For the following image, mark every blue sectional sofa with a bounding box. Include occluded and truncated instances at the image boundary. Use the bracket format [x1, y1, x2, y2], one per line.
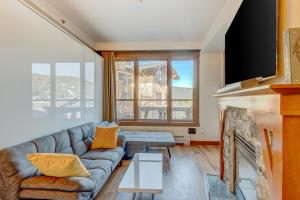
[0, 122, 125, 200]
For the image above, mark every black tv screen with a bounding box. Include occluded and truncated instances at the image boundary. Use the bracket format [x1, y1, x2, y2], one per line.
[225, 0, 277, 85]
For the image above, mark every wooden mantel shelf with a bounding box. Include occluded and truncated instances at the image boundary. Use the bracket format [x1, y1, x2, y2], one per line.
[215, 84, 300, 200]
[214, 84, 300, 98]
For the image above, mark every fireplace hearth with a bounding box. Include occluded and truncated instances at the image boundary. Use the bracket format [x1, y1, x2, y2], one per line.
[235, 133, 257, 200]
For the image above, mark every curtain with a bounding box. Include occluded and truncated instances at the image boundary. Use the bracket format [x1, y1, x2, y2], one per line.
[101, 51, 117, 122]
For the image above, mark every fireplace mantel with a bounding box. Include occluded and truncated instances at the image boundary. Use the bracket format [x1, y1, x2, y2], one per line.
[215, 84, 300, 200]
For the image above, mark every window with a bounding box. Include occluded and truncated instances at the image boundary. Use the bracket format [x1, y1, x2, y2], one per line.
[115, 51, 199, 126]
[31, 56, 100, 122]
[85, 62, 95, 107]
[172, 60, 194, 120]
[115, 61, 134, 120]
[138, 60, 167, 120]
[55, 63, 81, 110]
[32, 63, 51, 118]
[55, 63, 81, 120]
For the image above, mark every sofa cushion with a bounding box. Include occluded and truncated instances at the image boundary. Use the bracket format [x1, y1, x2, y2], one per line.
[20, 189, 93, 200]
[81, 159, 113, 174]
[80, 147, 124, 163]
[20, 168, 108, 200]
[88, 168, 108, 192]
[52, 130, 74, 154]
[32, 135, 56, 153]
[96, 121, 110, 127]
[107, 146, 125, 156]
[20, 176, 95, 192]
[80, 123, 95, 139]
[67, 122, 95, 156]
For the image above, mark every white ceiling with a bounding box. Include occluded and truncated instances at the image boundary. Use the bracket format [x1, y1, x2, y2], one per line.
[39, 0, 229, 44]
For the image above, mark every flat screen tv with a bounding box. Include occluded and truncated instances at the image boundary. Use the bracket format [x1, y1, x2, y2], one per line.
[225, 0, 277, 85]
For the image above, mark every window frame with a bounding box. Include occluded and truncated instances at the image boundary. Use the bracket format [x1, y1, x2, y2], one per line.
[115, 51, 200, 127]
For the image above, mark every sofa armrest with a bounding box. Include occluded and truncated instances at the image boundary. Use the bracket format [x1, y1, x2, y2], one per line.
[117, 135, 126, 149]
[0, 173, 6, 200]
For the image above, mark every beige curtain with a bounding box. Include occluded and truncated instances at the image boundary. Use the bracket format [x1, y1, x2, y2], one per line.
[101, 51, 117, 122]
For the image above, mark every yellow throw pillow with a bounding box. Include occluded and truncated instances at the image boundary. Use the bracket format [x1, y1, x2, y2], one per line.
[91, 126, 119, 149]
[27, 153, 90, 178]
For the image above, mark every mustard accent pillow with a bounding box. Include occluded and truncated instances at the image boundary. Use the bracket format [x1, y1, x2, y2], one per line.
[27, 153, 90, 178]
[91, 126, 119, 149]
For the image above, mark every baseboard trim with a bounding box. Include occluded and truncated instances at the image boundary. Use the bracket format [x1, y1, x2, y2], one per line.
[190, 140, 220, 145]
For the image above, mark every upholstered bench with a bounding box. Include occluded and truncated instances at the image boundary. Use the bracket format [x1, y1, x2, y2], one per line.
[119, 131, 176, 158]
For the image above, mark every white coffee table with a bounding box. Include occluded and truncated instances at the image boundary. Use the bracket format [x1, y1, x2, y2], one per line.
[118, 153, 163, 200]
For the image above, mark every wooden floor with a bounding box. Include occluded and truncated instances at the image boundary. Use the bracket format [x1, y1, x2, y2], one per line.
[95, 145, 220, 200]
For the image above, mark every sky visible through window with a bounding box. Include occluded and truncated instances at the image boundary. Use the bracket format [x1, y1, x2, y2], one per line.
[172, 60, 193, 88]
[32, 63, 50, 75]
[56, 63, 80, 76]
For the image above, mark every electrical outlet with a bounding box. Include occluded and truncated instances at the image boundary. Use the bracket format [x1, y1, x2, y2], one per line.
[188, 128, 196, 134]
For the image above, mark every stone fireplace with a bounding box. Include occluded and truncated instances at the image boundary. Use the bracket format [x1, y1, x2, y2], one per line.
[216, 85, 300, 199]
[235, 132, 257, 200]
[223, 107, 271, 200]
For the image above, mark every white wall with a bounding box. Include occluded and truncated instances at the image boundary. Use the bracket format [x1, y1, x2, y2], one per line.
[23, 0, 96, 49]
[121, 53, 223, 142]
[0, 0, 102, 149]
